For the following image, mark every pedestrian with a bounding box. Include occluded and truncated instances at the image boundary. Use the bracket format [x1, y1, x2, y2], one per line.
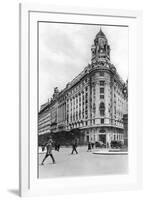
[55, 143, 58, 151]
[71, 139, 78, 154]
[57, 144, 60, 152]
[91, 142, 94, 149]
[55, 143, 60, 152]
[41, 139, 56, 165]
[87, 142, 92, 152]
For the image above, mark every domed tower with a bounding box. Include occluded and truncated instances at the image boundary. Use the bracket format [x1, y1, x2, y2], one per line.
[91, 28, 110, 64]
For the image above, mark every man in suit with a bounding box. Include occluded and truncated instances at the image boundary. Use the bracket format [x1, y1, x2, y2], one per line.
[41, 138, 56, 165]
[71, 139, 78, 154]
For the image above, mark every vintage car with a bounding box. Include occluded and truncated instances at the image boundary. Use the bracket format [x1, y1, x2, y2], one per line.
[110, 141, 123, 149]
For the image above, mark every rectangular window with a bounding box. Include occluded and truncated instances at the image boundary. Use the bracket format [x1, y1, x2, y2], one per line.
[100, 88, 104, 93]
[100, 95, 104, 99]
[100, 81, 105, 86]
[101, 119, 104, 124]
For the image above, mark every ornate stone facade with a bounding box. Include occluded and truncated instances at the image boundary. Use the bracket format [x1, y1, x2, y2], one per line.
[38, 29, 128, 146]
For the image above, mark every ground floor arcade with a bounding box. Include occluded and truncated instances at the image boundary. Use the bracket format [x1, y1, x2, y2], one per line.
[79, 126, 124, 147]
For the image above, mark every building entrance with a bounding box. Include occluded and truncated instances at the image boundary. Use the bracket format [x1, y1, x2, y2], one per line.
[99, 134, 106, 144]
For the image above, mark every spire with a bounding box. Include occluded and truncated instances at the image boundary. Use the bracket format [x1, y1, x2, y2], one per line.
[95, 27, 106, 39]
[91, 27, 110, 64]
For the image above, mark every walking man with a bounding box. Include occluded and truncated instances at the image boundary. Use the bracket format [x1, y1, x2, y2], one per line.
[71, 139, 78, 154]
[91, 142, 94, 149]
[87, 142, 92, 152]
[41, 138, 56, 165]
[55, 143, 60, 152]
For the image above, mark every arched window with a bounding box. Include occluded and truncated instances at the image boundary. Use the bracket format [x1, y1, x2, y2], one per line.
[99, 102, 105, 116]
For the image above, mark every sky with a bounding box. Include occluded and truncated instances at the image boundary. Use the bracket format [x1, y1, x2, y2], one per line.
[39, 23, 128, 108]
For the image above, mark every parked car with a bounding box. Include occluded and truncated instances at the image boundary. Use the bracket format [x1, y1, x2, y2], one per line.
[111, 141, 123, 149]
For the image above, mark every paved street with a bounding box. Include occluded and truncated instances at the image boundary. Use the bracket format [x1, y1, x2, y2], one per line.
[39, 146, 128, 179]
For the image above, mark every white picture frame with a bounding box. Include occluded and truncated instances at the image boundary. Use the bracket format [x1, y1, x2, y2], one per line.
[19, 3, 143, 197]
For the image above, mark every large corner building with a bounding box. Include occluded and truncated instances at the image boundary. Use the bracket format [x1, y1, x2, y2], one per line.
[38, 28, 128, 146]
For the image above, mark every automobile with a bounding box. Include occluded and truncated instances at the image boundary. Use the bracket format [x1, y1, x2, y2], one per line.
[111, 141, 123, 149]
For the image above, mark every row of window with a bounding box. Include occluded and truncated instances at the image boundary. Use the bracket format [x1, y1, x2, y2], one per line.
[68, 119, 104, 129]
[39, 116, 51, 126]
[39, 120, 51, 127]
[63, 73, 105, 100]
[90, 119, 104, 125]
[39, 113, 51, 123]
[68, 72, 105, 95]
[69, 118, 105, 127]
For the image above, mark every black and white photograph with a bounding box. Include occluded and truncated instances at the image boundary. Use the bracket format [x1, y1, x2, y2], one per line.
[38, 22, 128, 179]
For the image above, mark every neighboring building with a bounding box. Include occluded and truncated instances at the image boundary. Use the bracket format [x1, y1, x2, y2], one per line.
[38, 28, 128, 146]
[38, 102, 51, 135]
[123, 114, 128, 146]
